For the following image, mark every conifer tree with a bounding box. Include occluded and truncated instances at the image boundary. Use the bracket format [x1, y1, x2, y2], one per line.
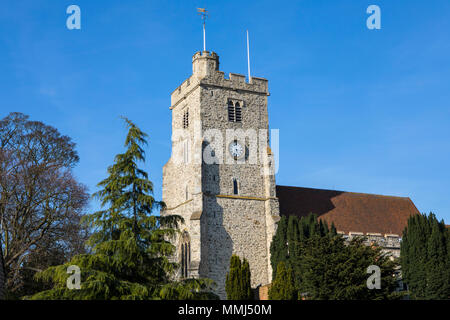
[401, 212, 450, 299]
[330, 222, 337, 235]
[270, 216, 288, 278]
[225, 255, 252, 300]
[225, 255, 242, 300]
[270, 213, 398, 300]
[29, 117, 213, 300]
[271, 214, 338, 292]
[241, 258, 252, 300]
[268, 261, 296, 300]
[299, 235, 399, 300]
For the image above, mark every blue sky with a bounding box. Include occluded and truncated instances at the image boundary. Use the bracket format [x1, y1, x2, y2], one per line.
[1, 1, 449, 223]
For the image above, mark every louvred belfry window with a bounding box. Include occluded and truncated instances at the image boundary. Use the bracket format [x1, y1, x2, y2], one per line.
[227, 100, 243, 123]
[228, 101, 235, 122]
[235, 102, 242, 122]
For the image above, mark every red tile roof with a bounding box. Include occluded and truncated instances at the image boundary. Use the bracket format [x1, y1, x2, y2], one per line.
[276, 185, 420, 236]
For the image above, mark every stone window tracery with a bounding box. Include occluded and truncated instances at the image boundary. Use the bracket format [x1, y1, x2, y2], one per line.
[180, 232, 191, 278]
[227, 100, 243, 123]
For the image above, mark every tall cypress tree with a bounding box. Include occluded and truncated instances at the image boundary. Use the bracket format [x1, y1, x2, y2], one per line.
[270, 216, 288, 278]
[29, 117, 213, 300]
[400, 213, 450, 299]
[287, 216, 301, 261]
[271, 213, 338, 293]
[425, 221, 447, 299]
[226, 255, 242, 300]
[401, 212, 450, 299]
[225, 255, 252, 300]
[268, 261, 296, 300]
[241, 258, 252, 300]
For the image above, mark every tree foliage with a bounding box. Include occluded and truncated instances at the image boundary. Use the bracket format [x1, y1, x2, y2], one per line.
[299, 235, 399, 300]
[29, 117, 214, 300]
[225, 255, 252, 300]
[0, 112, 89, 298]
[400, 212, 450, 299]
[270, 214, 400, 300]
[268, 261, 296, 300]
[270, 214, 336, 290]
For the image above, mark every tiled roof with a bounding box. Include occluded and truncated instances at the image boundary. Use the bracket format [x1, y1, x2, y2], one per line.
[276, 185, 420, 236]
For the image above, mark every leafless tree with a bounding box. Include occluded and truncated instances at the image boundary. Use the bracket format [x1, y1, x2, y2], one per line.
[0, 112, 89, 297]
[0, 237, 6, 299]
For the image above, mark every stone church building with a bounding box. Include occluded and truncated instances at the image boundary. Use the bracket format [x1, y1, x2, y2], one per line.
[161, 51, 420, 299]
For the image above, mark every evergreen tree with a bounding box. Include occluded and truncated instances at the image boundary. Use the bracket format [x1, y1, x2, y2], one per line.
[241, 258, 252, 300]
[299, 235, 399, 300]
[270, 214, 338, 293]
[270, 216, 288, 278]
[226, 255, 242, 300]
[330, 222, 337, 235]
[270, 213, 399, 300]
[225, 255, 252, 300]
[401, 212, 450, 299]
[28, 117, 213, 300]
[268, 261, 296, 300]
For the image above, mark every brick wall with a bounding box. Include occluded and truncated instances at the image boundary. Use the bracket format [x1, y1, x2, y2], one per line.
[257, 284, 271, 300]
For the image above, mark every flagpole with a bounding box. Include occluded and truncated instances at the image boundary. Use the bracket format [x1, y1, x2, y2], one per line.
[197, 8, 208, 52]
[247, 30, 251, 82]
[203, 19, 206, 51]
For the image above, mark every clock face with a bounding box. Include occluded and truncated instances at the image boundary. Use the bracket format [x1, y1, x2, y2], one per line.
[229, 140, 244, 159]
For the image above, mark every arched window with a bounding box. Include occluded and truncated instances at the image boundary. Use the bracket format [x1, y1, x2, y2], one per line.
[233, 178, 239, 195]
[227, 101, 235, 122]
[183, 243, 188, 277]
[235, 102, 242, 122]
[180, 232, 191, 278]
[228, 101, 242, 123]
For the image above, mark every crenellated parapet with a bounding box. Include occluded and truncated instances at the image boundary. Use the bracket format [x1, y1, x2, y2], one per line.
[170, 51, 269, 109]
[339, 231, 402, 258]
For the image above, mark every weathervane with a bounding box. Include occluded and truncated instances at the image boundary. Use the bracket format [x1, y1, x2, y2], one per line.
[197, 8, 208, 51]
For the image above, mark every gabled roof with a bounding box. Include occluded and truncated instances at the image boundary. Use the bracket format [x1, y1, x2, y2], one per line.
[276, 185, 420, 236]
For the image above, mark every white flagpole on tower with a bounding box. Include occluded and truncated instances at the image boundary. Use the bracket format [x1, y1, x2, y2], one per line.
[247, 30, 251, 82]
[197, 8, 208, 52]
[203, 20, 206, 51]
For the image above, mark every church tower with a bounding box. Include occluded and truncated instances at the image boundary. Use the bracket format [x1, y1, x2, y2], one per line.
[162, 51, 280, 298]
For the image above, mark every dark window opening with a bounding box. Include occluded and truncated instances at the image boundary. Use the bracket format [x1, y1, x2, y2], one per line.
[181, 244, 185, 277]
[228, 101, 242, 123]
[233, 178, 239, 195]
[181, 241, 190, 278]
[228, 101, 235, 122]
[235, 102, 242, 122]
[183, 109, 189, 129]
